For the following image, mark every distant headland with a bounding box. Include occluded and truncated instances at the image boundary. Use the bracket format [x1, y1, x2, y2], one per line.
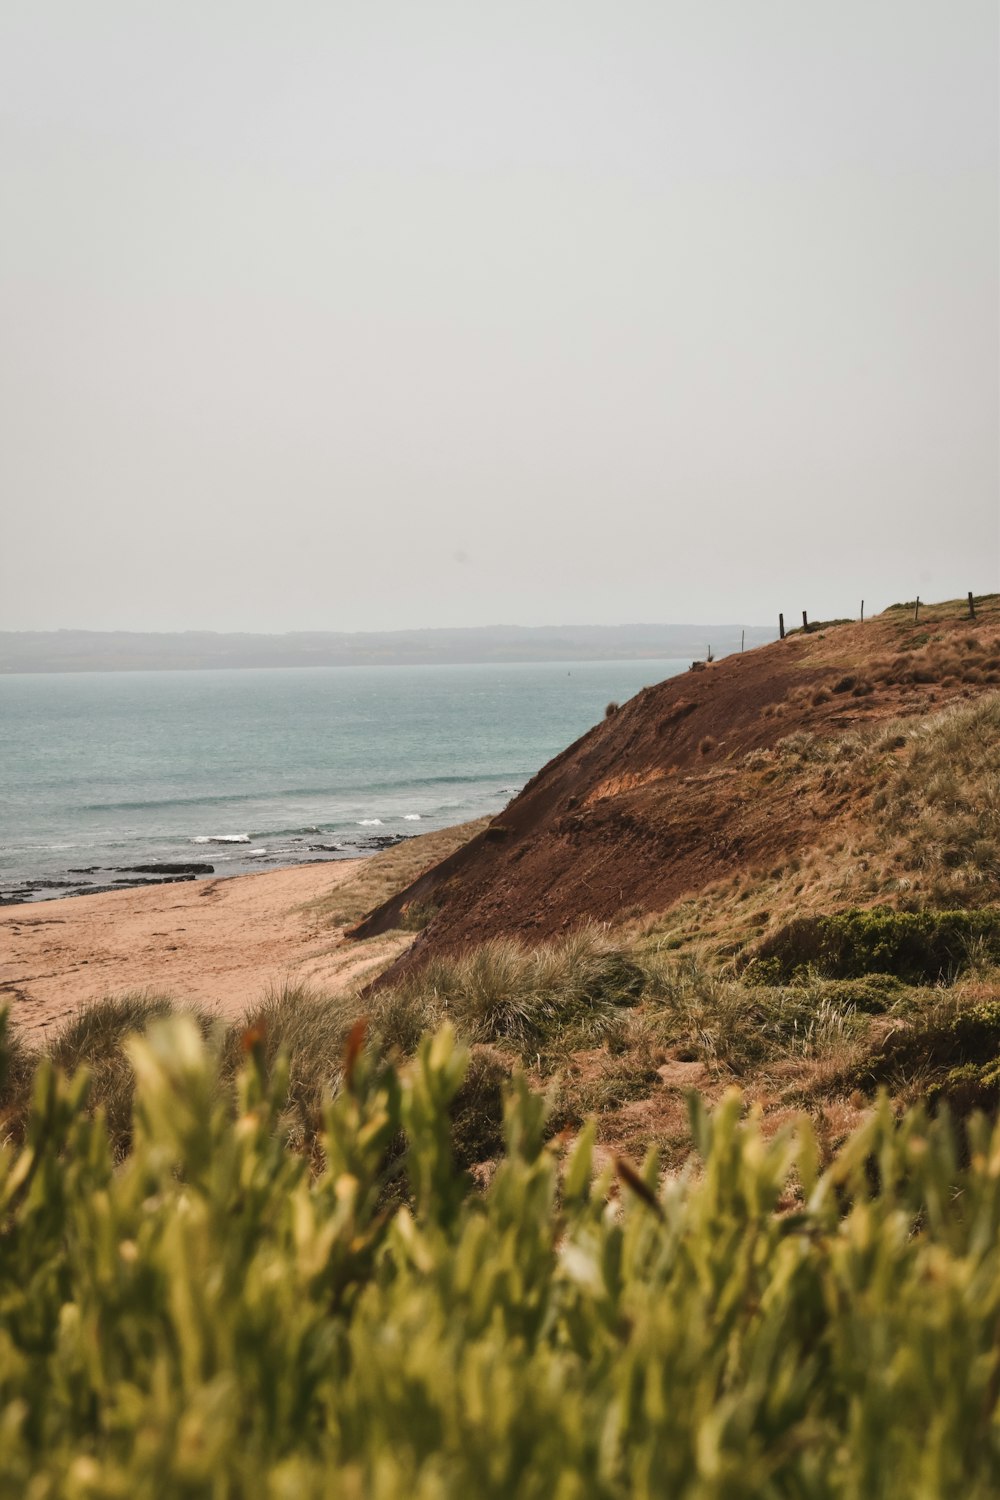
[0, 623, 776, 674]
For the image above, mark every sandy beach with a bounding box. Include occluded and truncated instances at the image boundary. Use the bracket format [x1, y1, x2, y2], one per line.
[0, 859, 415, 1043]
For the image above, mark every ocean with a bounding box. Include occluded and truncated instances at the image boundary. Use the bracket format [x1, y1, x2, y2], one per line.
[0, 659, 688, 903]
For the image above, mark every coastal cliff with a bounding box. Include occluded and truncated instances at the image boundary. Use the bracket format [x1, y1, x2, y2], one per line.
[354, 596, 1000, 976]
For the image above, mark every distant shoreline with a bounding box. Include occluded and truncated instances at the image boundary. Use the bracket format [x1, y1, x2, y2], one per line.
[0, 624, 776, 675]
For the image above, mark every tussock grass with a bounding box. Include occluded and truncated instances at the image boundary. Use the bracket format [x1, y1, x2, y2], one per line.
[448, 1043, 512, 1167]
[48, 991, 183, 1068]
[0, 1010, 37, 1142]
[22, 992, 208, 1157]
[8, 686, 1000, 1161]
[732, 693, 1000, 921]
[631, 958, 875, 1078]
[224, 984, 356, 1151]
[2, 933, 998, 1174]
[379, 928, 645, 1056]
[870, 695, 1000, 900]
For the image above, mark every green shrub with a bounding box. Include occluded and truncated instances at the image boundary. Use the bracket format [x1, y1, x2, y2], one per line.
[752, 906, 1000, 983]
[786, 617, 853, 635]
[799, 972, 904, 1013]
[853, 997, 1000, 1113]
[3, 1020, 1000, 1493]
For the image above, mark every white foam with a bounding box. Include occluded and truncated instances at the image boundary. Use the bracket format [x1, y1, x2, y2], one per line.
[193, 834, 251, 844]
[403, 814, 421, 821]
[358, 818, 383, 826]
[248, 847, 268, 857]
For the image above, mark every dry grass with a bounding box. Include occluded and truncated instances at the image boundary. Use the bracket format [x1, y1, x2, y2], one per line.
[3, 991, 212, 1156]
[656, 693, 1000, 970]
[4, 936, 1000, 1170]
[880, 593, 1000, 625]
[372, 927, 646, 1059]
[304, 817, 491, 929]
[0, 1010, 38, 1143]
[867, 696, 1000, 901]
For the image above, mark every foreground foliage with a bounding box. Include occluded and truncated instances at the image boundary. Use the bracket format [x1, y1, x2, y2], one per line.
[2, 1018, 1000, 1496]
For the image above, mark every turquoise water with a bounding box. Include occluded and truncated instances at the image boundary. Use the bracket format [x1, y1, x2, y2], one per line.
[0, 660, 687, 901]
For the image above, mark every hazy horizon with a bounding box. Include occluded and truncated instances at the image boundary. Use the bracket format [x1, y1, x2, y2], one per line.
[2, 1, 997, 634]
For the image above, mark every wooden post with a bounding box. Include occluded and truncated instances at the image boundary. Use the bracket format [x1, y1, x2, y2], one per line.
[914, 597, 920, 623]
[802, 610, 808, 630]
[860, 600, 864, 623]
[779, 613, 785, 640]
[969, 591, 976, 619]
[741, 629, 745, 654]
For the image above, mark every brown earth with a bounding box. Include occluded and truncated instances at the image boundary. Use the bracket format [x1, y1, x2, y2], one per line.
[354, 598, 1000, 982]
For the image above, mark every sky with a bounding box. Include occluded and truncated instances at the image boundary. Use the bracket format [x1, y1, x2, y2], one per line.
[1, 1, 997, 633]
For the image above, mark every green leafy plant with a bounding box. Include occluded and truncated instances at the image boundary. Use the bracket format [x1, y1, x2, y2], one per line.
[3, 1015, 1000, 1494]
[752, 906, 1000, 983]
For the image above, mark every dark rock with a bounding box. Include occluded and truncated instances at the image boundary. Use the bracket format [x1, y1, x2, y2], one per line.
[113, 863, 214, 875]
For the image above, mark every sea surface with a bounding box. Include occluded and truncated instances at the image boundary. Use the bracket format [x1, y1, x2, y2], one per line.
[0, 660, 688, 903]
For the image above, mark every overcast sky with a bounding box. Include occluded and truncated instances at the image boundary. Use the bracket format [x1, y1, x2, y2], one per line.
[1, 1, 997, 632]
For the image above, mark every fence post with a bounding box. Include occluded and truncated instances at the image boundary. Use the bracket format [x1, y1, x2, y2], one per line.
[802, 610, 808, 630]
[741, 629, 745, 654]
[914, 597, 920, 623]
[779, 613, 785, 640]
[860, 600, 864, 623]
[969, 591, 976, 619]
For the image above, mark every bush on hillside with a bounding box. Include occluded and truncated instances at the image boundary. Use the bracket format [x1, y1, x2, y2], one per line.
[847, 993, 1000, 1115]
[750, 906, 1000, 985]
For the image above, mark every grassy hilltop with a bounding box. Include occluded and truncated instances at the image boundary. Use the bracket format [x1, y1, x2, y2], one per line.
[4, 595, 1000, 1494]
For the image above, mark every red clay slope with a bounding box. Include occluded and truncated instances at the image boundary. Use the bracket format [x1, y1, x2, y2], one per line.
[351, 601, 1000, 977]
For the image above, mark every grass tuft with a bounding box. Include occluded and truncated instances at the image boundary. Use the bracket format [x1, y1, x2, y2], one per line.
[48, 992, 205, 1157]
[378, 928, 646, 1057]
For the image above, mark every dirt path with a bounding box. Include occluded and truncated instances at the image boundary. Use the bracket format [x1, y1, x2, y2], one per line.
[0, 861, 411, 1042]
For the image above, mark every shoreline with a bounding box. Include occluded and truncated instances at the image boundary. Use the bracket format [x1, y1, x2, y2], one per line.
[0, 857, 404, 1042]
[0, 834, 414, 909]
[0, 817, 487, 1043]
